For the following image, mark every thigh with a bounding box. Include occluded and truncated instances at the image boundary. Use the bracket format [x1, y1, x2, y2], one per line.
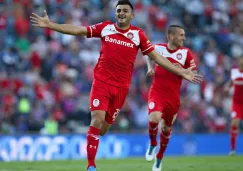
[106, 86, 129, 124]
[149, 111, 162, 122]
[90, 79, 111, 112]
[232, 103, 243, 120]
[148, 90, 165, 114]
[162, 103, 179, 127]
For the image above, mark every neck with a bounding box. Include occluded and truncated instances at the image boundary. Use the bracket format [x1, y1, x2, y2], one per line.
[167, 42, 178, 50]
[116, 23, 130, 30]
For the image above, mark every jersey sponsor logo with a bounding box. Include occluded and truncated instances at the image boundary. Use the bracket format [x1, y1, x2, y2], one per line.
[93, 99, 100, 107]
[127, 32, 134, 39]
[149, 102, 155, 109]
[176, 53, 182, 60]
[105, 36, 134, 48]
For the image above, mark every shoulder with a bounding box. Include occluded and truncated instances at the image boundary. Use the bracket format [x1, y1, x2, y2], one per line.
[130, 25, 147, 37]
[101, 20, 113, 25]
[179, 47, 193, 58]
[231, 67, 239, 72]
[93, 20, 113, 28]
[130, 25, 143, 31]
[154, 44, 166, 51]
[154, 43, 167, 48]
[179, 46, 191, 52]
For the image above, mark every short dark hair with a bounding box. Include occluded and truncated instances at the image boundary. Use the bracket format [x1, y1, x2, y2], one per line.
[167, 25, 184, 35]
[116, 0, 134, 11]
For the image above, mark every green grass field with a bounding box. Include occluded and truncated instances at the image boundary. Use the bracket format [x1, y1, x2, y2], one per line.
[0, 156, 242, 171]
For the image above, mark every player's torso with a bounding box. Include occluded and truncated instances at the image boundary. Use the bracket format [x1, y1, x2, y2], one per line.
[231, 68, 243, 104]
[151, 44, 189, 99]
[99, 24, 140, 65]
[94, 23, 143, 87]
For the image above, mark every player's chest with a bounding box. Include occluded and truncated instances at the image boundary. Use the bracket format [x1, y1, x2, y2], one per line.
[156, 48, 187, 66]
[232, 70, 243, 85]
[102, 28, 139, 50]
[232, 70, 243, 80]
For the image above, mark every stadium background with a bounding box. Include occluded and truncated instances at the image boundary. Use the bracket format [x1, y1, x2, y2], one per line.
[0, 0, 243, 162]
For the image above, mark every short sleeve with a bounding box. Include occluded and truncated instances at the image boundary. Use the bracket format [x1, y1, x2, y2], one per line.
[138, 30, 154, 55]
[185, 49, 197, 70]
[86, 21, 111, 38]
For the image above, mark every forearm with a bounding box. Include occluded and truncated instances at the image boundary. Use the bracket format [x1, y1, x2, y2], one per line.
[48, 22, 87, 36]
[148, 51, 182, 76]
[146, 56, 153, 70]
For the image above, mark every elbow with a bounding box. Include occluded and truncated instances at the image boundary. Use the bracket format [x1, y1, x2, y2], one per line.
[76, 27, 87, 36]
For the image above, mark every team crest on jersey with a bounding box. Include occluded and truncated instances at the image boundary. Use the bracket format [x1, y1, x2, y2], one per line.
[149, 102, 155, 109]
[93, 99, 100, 107]
[127, 32, 134, 39]
[176, 53, 182, 60]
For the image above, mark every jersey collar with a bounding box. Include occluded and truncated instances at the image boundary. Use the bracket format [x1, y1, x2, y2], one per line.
[115, 24, 131, 33]
[166, 43, 180, 53]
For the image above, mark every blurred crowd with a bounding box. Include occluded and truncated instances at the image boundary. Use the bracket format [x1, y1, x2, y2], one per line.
[0, 0, 242, 135]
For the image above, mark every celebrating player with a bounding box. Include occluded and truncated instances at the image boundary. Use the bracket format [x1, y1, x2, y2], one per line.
[30, 1, 202, 171]
[145, 25, 198, 171]
[224, 57, 243, 156]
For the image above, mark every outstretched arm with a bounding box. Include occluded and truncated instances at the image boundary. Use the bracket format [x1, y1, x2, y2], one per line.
[147, 50, 203, 84]
[30, 10, 87, 36]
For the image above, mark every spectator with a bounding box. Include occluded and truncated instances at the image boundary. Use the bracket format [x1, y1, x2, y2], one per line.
[0, 0, 239, 134]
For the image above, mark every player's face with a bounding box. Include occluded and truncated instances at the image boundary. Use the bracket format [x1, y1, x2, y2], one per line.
[172, 28, 185, 48]
[115, 5, 134, 28]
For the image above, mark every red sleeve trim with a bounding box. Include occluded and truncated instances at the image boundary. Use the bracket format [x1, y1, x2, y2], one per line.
[86, 26, 92, 38]
[142, 46, 154, 55]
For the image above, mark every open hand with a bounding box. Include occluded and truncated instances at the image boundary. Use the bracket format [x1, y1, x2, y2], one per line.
[181, 66, 203, 84]
[30, 10, 50, 28]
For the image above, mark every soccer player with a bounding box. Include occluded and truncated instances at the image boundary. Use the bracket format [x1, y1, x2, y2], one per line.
[224, 57, 243, 156]
[30, 1, 202, 171]
[145, 25, 198, 171]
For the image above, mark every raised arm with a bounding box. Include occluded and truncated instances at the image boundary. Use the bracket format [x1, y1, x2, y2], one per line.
[147, 50, 203, 84]
[30, 10, 87, 36]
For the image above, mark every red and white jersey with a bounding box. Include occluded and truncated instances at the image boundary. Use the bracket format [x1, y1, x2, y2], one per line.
[86, 21, 154, 87]
[231, 68, 243, 104]
[150, 43, 196, 103]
